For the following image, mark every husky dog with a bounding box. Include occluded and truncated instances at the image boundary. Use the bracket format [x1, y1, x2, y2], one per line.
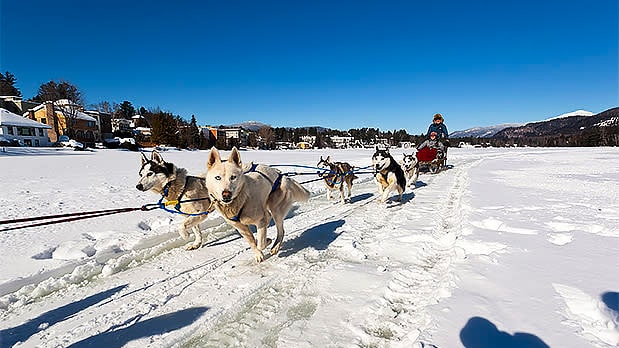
[400, 153, 419, 188]
[317, 155, 357, 204]
[372, 147, 406, 203]
[136, 151, 213, 250]
[206, 147, 310, 262]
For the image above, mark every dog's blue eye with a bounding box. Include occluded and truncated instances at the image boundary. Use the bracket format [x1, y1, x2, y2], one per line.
[215, 175, 221, 180]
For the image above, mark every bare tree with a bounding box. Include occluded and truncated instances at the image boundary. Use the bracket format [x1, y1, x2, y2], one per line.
[33, 80, 85, 139]
[258, 126, 275, 149]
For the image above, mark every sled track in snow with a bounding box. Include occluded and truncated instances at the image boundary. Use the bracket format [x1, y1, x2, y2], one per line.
[180, 157, 483, 347]
[1, 155, 490, 347]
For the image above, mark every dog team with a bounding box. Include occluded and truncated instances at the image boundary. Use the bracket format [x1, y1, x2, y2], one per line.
[136, 114, 447, 261]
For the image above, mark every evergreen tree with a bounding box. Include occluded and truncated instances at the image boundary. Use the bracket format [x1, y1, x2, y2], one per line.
[0, 71, 21, 96]
[115, 101, 135, 120]
[189, 115, 201, 149]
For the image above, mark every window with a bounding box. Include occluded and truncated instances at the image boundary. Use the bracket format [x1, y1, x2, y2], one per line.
[24, 139, 32, 146]
[7, 127, 14, 135]
[35, 139, 40, 147]
[38, 128, 44, 137]
[41, 118, 47, 124]
[17, 127, 34, 136]
[87, 121, 96, 128]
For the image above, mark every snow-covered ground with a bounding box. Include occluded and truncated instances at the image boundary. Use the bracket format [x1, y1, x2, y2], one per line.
[0, 146, 617, 348]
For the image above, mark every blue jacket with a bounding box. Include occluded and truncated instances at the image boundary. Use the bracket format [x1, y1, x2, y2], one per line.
[426, 123, 449, 139]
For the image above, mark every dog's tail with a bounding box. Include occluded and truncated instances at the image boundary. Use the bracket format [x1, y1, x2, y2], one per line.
[281, 177, 311, 203]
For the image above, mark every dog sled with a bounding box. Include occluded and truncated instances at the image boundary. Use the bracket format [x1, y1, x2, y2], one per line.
[416, 147, 446, 173]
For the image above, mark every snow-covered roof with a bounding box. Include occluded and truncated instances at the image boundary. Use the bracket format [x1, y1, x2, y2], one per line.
[0, 108, 51, 128]
[25, 101, 97, 122]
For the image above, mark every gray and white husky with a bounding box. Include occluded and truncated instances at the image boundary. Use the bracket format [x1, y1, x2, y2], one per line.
[205, 147, 310, 262]
[136, 150, 213, 250]
[317, 155, 357, 204]
[372, 146, 406, 203]
[400, 153, 419, 189]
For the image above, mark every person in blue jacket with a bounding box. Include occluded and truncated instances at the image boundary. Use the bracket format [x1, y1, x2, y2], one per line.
[426, 113, 449, 145]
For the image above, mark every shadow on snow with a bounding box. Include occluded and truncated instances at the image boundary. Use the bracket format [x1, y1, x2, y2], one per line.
[460, 316, 549, 348]
[0, 285, 128, 347]
[278, 220, 345, 257]
[67, 306, 209, 347]
[601, 291, 619, 313]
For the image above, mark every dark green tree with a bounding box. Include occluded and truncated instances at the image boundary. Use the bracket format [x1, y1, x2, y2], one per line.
[0, 71, 21, 96]
[115, 101, 135, 120]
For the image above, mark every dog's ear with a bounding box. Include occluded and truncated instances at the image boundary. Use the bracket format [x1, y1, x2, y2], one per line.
[152, 150, 165, 164]
[207, 147, 221, 170]
[229, 147, 242, 166]
[140, 152, 149, 166]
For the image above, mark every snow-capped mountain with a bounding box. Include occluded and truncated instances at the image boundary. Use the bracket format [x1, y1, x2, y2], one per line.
[542, 109, 594, 121]
[450, 124, 523, 138]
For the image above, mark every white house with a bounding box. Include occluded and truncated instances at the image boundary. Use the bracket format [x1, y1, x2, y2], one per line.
[0, 108, 52, 147]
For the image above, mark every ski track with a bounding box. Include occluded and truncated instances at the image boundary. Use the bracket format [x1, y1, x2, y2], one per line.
[0, 153, 490, 348]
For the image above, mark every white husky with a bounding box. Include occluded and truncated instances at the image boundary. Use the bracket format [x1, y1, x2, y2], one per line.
[136, 151, 213, 250]
[205, 147, 310, 262]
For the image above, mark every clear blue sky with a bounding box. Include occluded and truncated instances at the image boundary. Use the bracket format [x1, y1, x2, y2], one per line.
[1, 0, 617, 134]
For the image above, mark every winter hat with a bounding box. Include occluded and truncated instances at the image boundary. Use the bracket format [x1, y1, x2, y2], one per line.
[433, 113, 443, 121]
[430, 131, 438, 137]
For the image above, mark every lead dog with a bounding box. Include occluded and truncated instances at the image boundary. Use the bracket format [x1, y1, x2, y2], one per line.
[317, 155, 357, 204]
[372, 147, 406, 203]
[136, 150, 214, 250]
[206, 147, 310, 262]
[400, 153, 419, 189]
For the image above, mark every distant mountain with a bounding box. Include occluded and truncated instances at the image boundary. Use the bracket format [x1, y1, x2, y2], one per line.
[451, 110, 597, 139]
[451, 123, 523, 138]
[227, 121, 270, 131]
[494, 108, 618, 139]
[542, 109, 594, 121]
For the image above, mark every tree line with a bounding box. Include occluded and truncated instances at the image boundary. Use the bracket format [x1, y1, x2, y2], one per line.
[2, 71, 432, 150]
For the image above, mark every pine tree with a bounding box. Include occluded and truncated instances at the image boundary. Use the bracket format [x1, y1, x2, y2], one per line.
[0, 71, 21, 97]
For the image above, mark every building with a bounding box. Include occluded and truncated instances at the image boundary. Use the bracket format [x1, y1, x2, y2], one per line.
[206, 126, 248, 148]
[0, 108, 51, 146]
[0, 96, 39, 115]
[25, 100, 99, 144]
[110, 118, 133, 137]
[84, 110, 113, 140]
[330, 136, 355, 148]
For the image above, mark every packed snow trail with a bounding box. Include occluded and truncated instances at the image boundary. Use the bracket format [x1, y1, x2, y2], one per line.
[1, 150, 485, 347]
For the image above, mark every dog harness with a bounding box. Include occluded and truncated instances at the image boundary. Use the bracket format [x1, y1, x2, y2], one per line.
[213, 163, 283, 222]
[160, 177, 211, 216]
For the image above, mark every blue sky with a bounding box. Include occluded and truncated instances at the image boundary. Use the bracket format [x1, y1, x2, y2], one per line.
[1, 0, 617, 134]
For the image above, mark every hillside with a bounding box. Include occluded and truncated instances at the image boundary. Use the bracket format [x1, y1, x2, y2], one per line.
[492, 107, 619, 146]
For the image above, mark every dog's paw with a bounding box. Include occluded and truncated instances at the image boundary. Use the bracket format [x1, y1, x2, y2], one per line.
[185, 242, 201, 251]
[270, 243, 281, 255]
[254, 250, 265, 263]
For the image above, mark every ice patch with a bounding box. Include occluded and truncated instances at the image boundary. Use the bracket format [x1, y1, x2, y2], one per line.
[547, 233, 573, 246]
[553, 283, 619, 346]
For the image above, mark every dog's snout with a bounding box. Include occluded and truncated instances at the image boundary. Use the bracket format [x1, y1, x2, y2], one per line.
[136, 183, 144, 191]
[221, 190, 232, 202]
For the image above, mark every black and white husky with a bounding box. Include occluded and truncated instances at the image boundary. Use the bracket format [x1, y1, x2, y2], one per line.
[400, 153, 419, 189]
[372, 147, 406, 203]
[136, 151, 214, 250]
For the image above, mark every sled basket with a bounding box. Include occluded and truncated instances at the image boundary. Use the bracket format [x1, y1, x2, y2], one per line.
[416, 147, 438, 162]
